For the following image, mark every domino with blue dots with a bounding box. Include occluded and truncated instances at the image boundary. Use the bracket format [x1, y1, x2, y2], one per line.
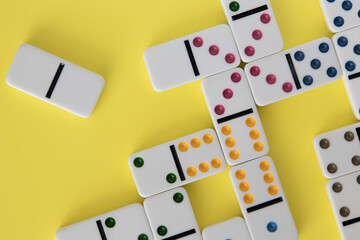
[229, 156, 298, 240]
[319, 0, 360, 33]
[202, 217, 252, 240]
[333, 26, 360, 120]
[244, 37, 342, 106]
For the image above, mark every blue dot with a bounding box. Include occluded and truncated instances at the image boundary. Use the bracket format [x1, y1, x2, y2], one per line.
[327, 67, 338, 77]
[294, 51, 305, 61]
[345, 61, 356, 71]
[267, 222, 278, 233]
[358, 10, 360, 18]
[354, 44, 360, 55]
[334, 16, 345, 27]
[319, 43, 329, 53]
[311, 59, 321, 69]
[303, 75, 313, 85]
[342, 1, 352, 11]
[327, 0, 335, 2]
[337, 36, 348, 47]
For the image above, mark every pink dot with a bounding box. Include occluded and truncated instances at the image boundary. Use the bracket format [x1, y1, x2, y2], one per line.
[282, 82, 293, 93]
[225, 53, 236, 63]
[223, 88, 233, 99]
[250, 66, 261, 76]
[193, 37, 203, 47]
[266, 74, 276, 84]
[245, 46, 255, 56]
[260, 13, 271, 24]
[231, 72, 242, 83]
[215, 105, 225, 115]
[209, 45, 219, 55]
[252, 30, 263, 40]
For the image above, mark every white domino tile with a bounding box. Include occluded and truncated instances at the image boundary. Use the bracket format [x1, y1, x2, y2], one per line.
[202, 217, 251, 240]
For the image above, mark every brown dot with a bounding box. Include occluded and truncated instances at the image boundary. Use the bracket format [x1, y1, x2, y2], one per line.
[319, 139, 330, 149]
[332, 182, 343, 193]
[352, 155, 360, 166]
[344, 131, 355, 141]
[340, 207, 350, 217]
[327, 163, 338, 174]
[357, 175, 360, 184]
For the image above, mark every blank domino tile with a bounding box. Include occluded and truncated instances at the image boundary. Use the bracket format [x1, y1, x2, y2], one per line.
[313, 122, 360, 179]
[128, 129, 226, 197]
[229, 156, 298, 240]
[245, 37, 342, 106]
[144, 187, 201, 240]
[55, 203, 153, 240]
[333, 26, 360, 120]
[220, 0, 283, 62]
[143, 24, 240, 92]
[6, 44, 104, 118]
[326, 171, 360, 240]
[319, 0, 360, 33]
[202, 68, 269, 166]
[202, 217, 251, 240]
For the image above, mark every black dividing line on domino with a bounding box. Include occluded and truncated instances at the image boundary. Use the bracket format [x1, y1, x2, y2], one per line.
[46, 63, 65, 99]
[348, 72, 360, 80]
[96, 220, 107, 240]
[170, 145, 186, 181]
[184, 40, 200, 77]
[162, 229, 196, 240]
[217, 108, 254, 124]
[285, 54, 301, 90]
[356, 127, 360, 142]
[246, 197, 283, 213]
[232, 5, 268, 21]
[342, 216, 360, 227]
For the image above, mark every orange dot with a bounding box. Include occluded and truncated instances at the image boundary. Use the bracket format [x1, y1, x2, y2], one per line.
[225, 137, 236, 148]
[203, 134, 214, 144]
[229, 149, 240, 160]
[254, 141, 264, 152]
[199, 162, 209, 172]
[250, 129, 260, 139]
[187, 166, 197, 177]
[191, 138, 201, 148]
[239, 181, 250, 192]
[246, 117, 256, 128]
[221, 125, 232, 135]
[264, 173, 274, 183]
[178, 142, 189, 152]
[211, 158, 222, 168]
[260, 161, 270, 171]
[268, 185, 279, 195]
[243, 193, 254, 204]
[235, 169, 246, 180]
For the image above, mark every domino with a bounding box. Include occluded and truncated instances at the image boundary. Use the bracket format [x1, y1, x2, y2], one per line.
[129, 129, 226, 197]
[143, 24, 240, 92]
[144, 187, 201, 240]
[229, 156, 298, 240]
[202, 217, 251, 240]
[333, 26, 360, 120]
[244, 37, 342, 106]
[313, 122, 360, 179]
[201, 68, 269, 166]
[6, 44, 104, 118]
[55, 203, 153, 240]
[319, 0, 360, 33]
[326, 171, 360, 240]
[220, 0, 283, 62]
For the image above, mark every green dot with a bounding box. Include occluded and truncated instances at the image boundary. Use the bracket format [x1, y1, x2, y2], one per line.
[134, 157, 144, 168]
[138, 233, 149, 240]
[157, 225, 168, 236]
[166, 173, 177, 183]
[229, 1, 240, 12]
[105, 217, 116, 228]
[173, 192, 184, 203]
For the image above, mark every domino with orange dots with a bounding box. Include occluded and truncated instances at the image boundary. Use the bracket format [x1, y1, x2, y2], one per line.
[128, 129, 226, 197]
[229, 156, 298, 240]
[202, 68, 269, 166]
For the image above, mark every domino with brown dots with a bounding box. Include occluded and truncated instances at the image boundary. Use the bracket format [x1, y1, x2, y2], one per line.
[128, 129, 226, 197]
[202, 68, 269, 166]
[229, 156, 298, 240]
[313, 122, 360, 179]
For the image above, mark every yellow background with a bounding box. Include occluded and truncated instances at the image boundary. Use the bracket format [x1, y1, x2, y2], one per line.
[0, 0, 356, 239]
